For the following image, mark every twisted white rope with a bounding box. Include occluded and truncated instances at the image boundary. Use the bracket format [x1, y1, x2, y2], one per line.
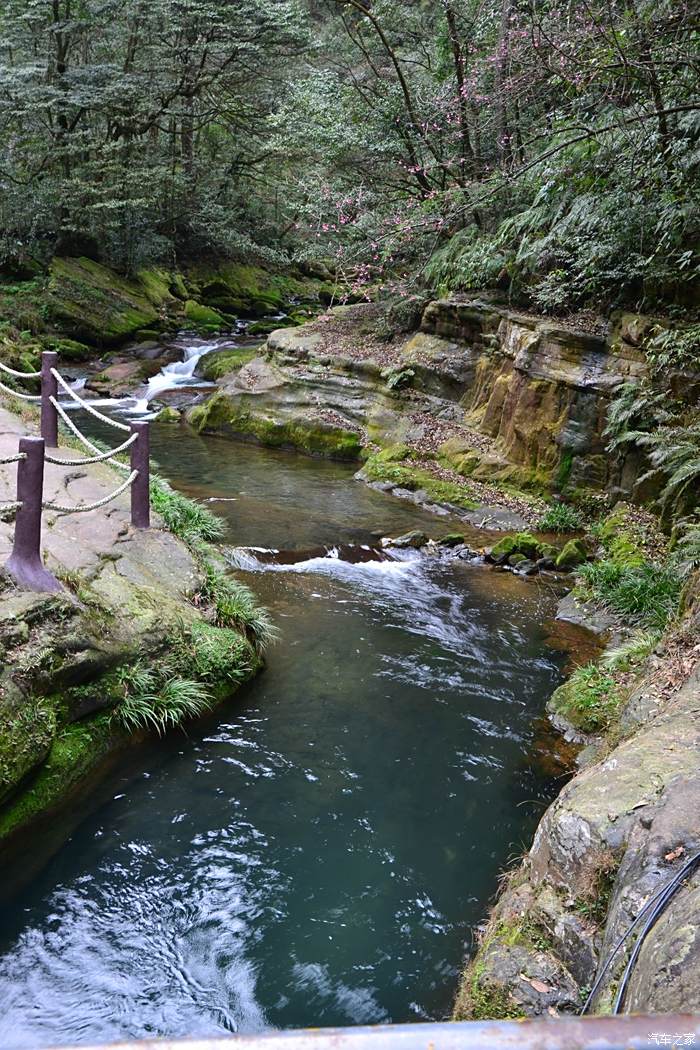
[50, 396, 130, 473]
[0, 361, 41, 378]
[45, 431, 137, 467]
[43, 469, 138, 514]
[0, 501, 22, 510]
[0, 453, 26, 464]
[0, 378, 41, 400]
[51, 369, 130, 431]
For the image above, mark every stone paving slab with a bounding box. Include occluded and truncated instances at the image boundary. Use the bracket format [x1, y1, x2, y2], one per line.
[0, 402, 198, 602]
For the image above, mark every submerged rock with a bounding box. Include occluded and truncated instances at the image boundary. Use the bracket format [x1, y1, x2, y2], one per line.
[386, 530, 429, 549]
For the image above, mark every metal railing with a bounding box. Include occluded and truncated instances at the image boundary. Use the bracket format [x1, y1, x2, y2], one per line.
[51, 1015, 700, 1050]
[1, 351, 150, 593]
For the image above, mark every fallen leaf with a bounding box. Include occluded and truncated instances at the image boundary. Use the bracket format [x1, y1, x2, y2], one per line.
[519, 973, 552, 994]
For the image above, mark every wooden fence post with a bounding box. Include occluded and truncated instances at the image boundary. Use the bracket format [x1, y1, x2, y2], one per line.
[130, 421, 150, 529]
[6, 436, 62, 593]
[41, 351, 59, 448]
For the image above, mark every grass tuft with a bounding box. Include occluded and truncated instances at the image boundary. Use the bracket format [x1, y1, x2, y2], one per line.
[576, 560, 682, 630]
[150, 475, 226, 543]
[537, 502, 583, 533]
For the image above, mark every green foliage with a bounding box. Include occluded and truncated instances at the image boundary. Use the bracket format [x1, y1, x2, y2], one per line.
[150, 476, 226, 544]
[601, 630, 660, 672]
[671, 524, 700, 579]
[114, 662, 213, 736]
[576, 560, 682, 630]
[537, 503, 583, 533]
[381, 366, 415, 391]
[637, 415, 700, 513]
[199, 562, 278, 652]
[646, 323, 700, 375]
[552, 663, 621, 733]
[424, 228, 507, 293]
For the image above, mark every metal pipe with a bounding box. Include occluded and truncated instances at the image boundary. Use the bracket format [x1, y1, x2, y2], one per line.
[5, 436, 62, 593]
[50, 1015, 700, 1050]
[129, 421, 150, 529]
[40, 351, 59, 448]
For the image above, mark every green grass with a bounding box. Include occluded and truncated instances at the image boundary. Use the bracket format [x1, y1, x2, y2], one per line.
[537, 502, 583, 533]
[576, 559, 682, 630]
[150, 475, 226, 543]
[551, 663, 621, 732]
[112, 661, 213, 736]
[198, 561, 278, 651]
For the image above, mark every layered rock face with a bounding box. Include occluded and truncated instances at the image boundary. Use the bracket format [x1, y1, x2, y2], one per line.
[189, 299, 650, 498]
[419, 300, 646, 491]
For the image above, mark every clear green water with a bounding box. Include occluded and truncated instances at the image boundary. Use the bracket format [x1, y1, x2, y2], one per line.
[0, 426, 568, 1047]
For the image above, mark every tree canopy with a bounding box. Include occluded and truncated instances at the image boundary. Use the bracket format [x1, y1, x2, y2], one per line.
[1, 0, 698, 312]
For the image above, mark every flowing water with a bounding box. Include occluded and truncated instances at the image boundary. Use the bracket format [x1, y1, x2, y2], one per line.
[0, 340, 573, 1047]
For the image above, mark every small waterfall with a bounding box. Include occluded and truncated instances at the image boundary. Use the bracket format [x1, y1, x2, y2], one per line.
[121, 339, 224, 417]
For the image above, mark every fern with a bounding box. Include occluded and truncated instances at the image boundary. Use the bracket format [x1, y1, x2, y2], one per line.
[637, 416, 700, 510]
[671, 524, 700, 577]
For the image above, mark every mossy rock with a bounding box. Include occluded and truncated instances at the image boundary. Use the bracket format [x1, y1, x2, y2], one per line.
[361, 449, 478, 510]
[184, 299, 226, 330]
[0, 715, 115, 840]
[169, 273, 189, 300]
[490, 532, 542, 563]
[186, 262, 337, 318]
[439, 533, 465, 547]
[189, 393, 363, 460]
[0, 695, 57, 806]
[196, 347, 262, 382]
[247, 318, 296, 337]
[155, 406, 181, 424]
[599, 506, 649, 568]
[47, 257, 163, 345]
[136, 268, 175, 307]
[555, 538, 588, 569]
[44, 337, 92, 361]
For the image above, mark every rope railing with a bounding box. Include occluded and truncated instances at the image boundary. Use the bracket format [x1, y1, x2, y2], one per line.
[44, 431, 138, 467]
[43, 469, 139, 514]
[49, 395, 132, 471]
[51, 368, 131, 431]
[0, 350, 152, 592]
[0, 378, 41, 400]
[0, 361, 42, 378]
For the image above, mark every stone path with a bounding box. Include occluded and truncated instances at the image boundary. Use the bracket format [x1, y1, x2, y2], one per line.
[0, 403, 198, 604]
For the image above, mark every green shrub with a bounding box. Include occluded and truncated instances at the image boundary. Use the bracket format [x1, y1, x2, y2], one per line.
[576, 560, 682, 629]
[199, 562, 278, 651]
[537, 503, 583, 533]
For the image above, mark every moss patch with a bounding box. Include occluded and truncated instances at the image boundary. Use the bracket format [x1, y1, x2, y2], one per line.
[0, 715, 114, 840]
[190, 393, 363, 460]
[47, 257, 163, 344]
[184, 299, 226, 330]
[0, 696, 57, 805]
[362, 447, 479, 509]
[197, 347, 262, 381]
[550, 663, 622, 732]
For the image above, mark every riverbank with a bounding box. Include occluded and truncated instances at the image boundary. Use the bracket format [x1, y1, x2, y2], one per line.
[454, 506, 700, 1017]
[0, 400, 270, 875]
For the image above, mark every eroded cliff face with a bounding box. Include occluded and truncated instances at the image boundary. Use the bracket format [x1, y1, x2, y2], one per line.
[418, 300, 647, 492]
[188, 298, 651, 501]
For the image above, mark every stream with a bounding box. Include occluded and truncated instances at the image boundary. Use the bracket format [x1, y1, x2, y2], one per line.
[0, 335, 573, 1047]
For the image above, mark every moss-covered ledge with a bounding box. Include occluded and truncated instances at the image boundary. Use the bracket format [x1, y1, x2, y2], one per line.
[0, 409, 273, 861]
